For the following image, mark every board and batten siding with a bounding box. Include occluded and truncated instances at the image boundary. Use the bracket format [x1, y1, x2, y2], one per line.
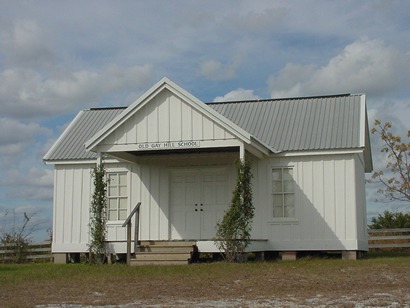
[135, 152, 237, 241]
[354, 152, 368, 250]
[53, 162, 135, 253]
[254, 152, 367, 251]
[53, 164, 93, 252]
[52, 151, 367, 253]
[101, 89, 235, 147]
[52, 152, 239, 254]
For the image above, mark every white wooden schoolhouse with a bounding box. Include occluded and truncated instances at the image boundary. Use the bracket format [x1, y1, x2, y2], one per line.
[44, 77, 372, 264]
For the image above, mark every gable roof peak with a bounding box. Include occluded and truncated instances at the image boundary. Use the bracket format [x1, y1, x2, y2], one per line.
[84, 77, 260, 152]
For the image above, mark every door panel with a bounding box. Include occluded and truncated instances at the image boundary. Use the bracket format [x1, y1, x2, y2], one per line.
[170, 167, 231, 240]
[170, 171, 201, 239]
[201, 171, 230, 239]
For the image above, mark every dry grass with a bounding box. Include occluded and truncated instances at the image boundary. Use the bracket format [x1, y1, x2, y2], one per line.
[1, 253, 410, 307]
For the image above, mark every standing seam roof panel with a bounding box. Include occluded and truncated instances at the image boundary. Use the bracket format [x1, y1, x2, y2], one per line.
[208, 94, 363, 152]
[45, 95, 365, 162]
[44, 108, 125, 161]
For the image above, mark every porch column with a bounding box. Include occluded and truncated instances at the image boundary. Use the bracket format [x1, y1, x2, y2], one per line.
[239, 144, 245, 161]
[96, 151, 103, 166]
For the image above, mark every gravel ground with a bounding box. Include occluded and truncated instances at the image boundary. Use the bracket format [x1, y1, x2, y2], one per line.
[35, 289, 410, 308]
[3, 256, 410, 307]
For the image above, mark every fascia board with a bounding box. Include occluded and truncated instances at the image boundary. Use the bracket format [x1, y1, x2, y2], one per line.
[274, 148, 365, 157]
[250, 136, 278, 155]
[43, 110, 85, 161]
[44, 159, 97, 165]
[45, 158, 121, 165]
[360, 94, 373, 171]
[359, 94, 366, 148]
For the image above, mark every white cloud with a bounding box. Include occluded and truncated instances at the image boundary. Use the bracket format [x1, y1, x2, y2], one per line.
[0, 118, 49, 162]
[1, 167, 53, 187]
[0, 64, 153, 119]
[200, 56, 242, 81]
[0, 19, 55, 67]
[224, 7, 287, 33]
[213, 88, 261, 102]
[268, 38, 410, 98]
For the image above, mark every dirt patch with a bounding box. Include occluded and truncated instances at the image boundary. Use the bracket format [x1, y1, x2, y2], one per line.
[1, 256, 410, 307]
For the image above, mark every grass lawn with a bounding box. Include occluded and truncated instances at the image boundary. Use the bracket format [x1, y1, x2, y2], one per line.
[1, 253, 409, 307]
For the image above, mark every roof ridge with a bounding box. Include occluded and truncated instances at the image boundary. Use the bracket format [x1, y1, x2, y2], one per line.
[207, 93, 354, 105]
[88, 106, 127, 111]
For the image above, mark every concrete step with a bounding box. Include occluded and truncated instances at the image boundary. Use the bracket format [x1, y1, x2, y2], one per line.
[138, 246, 193, 253]
[130, 259, 188, 266]
[135, 252, 191, 261]
[131, 240, 196, 266]
[139, 240, 196, 247]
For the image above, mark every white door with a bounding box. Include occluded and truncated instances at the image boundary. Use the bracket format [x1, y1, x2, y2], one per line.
[170, 167, 231, 240]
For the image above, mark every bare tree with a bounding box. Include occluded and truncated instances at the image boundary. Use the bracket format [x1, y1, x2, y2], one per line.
[0, 210, 42, 263]
[369, 120, 410, 203]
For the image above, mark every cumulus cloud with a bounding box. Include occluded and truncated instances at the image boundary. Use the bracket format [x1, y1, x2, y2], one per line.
[225, 7, 287, 32]
[0, 166, 54, 206]
[0, 64, 153, 119]
[213, 88, 261, 102]
[0, 19, 55, 67]
[268, 38, 410, 98]
[200, 56, 242, 81]
[1, 167, 53, 187]
[0, 118, 50, 160]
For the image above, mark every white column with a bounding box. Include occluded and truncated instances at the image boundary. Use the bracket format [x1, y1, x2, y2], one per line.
[96, 152, 103, 166]
[239, 144, 245, 161]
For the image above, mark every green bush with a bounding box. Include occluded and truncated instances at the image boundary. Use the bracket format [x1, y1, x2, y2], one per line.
[214, 159, 254, 262]
[369, 210, 410, 229]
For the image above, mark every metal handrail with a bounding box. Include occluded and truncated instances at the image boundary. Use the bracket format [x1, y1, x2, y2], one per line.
[122, 202, 141, 265]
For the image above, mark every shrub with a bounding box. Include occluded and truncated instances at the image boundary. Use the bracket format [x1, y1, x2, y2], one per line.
[214, 159, 254, 262]
[369, 210, 410, 229]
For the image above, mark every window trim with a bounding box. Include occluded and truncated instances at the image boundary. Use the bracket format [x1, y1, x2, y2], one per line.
[268, 164, 299, 224]
[106, 169, 130, 224]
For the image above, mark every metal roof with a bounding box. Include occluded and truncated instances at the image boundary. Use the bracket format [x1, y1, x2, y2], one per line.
[44, 94, 366, 162]
[43, 107, 125, 161]
[208, 94, 363, 152]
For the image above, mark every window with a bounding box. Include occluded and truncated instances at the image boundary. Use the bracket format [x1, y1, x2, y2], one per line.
[107, 172, 128, 221]
[272, 167, 295, 218]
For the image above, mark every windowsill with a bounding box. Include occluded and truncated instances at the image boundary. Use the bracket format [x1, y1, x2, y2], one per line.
[268, 218, 299, 224]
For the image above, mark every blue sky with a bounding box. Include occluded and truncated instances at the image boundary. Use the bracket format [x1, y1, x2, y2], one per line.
[1, 1, 410, 241]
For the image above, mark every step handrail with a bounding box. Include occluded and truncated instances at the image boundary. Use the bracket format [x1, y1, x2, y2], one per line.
[122, 202, 141, 265]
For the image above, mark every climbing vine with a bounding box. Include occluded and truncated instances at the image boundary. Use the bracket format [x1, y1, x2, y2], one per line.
[89, 163, 108, 264]
[215, 158, 254, 262]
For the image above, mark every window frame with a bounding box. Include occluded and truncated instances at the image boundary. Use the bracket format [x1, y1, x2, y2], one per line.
[106, 170, 129, 223]
[269, 165, 298, 223]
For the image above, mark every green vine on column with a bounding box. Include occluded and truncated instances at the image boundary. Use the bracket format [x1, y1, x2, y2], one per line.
[89, 163, 108, 264]
[214, 158, 254, 262]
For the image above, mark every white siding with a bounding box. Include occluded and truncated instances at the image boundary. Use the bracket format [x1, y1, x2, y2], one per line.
[354, 153, 369, 250]
[52, 151, 367, 254]
[53, 164, 93, 252]
[99, 89, 235, 148]
[52, 152, 237, 253]
[255, 153, 366, 251]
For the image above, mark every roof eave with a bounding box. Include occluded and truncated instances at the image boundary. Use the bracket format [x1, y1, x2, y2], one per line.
[43, 110, 85, 161]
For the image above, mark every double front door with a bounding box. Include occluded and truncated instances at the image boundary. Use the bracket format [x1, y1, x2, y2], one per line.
[170, 167, 231, 240]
